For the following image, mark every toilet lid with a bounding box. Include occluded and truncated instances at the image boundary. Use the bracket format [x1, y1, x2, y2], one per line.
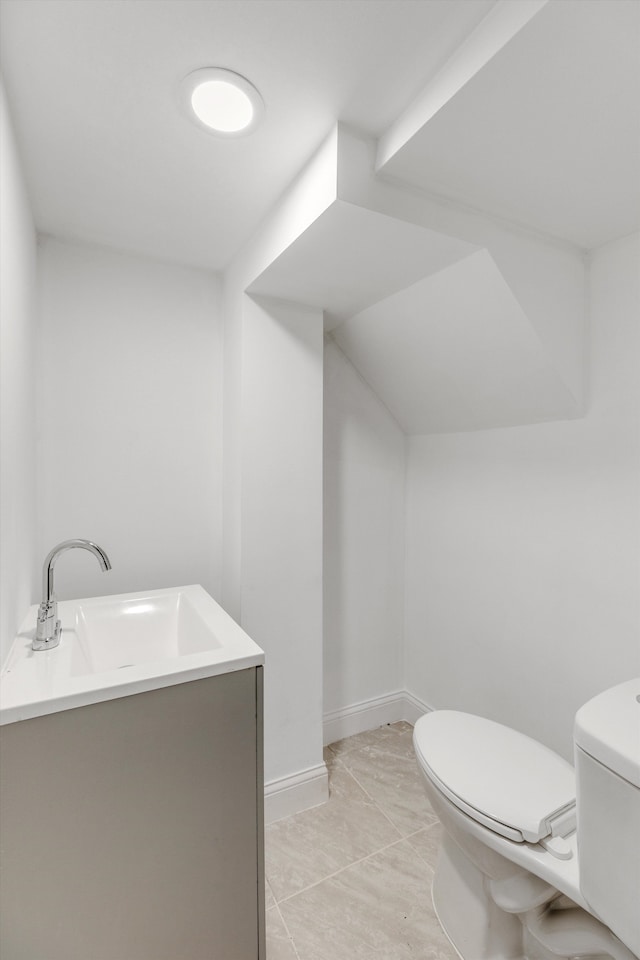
[413, 711, 576, 844]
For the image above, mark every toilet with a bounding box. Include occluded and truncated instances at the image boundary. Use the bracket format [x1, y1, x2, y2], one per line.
[413, 678, 640, 960]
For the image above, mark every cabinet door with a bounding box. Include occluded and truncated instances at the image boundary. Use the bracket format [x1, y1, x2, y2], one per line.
[0, 667, 264, 960]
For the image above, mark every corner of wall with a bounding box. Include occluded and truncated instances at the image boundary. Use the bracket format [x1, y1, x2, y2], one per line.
[0, 81, 39, 667]
[264, 762, 329, 824]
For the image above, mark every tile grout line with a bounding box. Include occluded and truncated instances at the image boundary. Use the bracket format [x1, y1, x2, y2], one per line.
[266, 752, 401, 910]
[270, 729, 426, 905]
[276, 831, 419, 907]
[334, 750, 419, 842]
[402, 823, 441, 872]
[268, 727, 449, 958]
[272, 900, 303, 960]
[330, 739, 442, 873]
[327, 753, 404, 840]
[268, 754, 404, 908]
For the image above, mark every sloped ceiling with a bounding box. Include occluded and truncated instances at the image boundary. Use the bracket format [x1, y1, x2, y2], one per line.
[248, 201, 477, 326]
[331, 250, 580, 435]
[378, 0, 640, 248]
[241, 120, 584, 435]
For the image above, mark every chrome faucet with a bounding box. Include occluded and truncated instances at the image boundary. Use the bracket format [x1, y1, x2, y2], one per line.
[33, 539, 112, 651]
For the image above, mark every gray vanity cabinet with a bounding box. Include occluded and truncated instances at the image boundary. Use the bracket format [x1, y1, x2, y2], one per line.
[0, 666, 265, 960]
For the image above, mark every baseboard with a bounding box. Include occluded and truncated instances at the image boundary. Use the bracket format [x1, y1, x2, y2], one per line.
[323, 689, 434, 745]
[264, 690, 434, 823]
[401, 690, 435, 725]
[264, 762, 329, 824]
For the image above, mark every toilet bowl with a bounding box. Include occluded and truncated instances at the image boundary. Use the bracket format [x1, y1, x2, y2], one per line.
[413, 679, 640, 960]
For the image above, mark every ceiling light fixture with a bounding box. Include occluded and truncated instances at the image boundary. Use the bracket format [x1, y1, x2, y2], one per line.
[182, 68, 264, 137]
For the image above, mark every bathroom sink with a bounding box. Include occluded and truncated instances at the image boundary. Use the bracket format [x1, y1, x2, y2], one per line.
[72, 591, 224, 674]
[0, 585, 264, 724]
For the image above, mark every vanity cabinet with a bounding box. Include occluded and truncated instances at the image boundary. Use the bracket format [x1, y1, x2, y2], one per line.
[0, 666, 265, 960]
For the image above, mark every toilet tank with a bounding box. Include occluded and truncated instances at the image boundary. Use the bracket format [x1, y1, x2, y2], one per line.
[574, 678, 640, 957]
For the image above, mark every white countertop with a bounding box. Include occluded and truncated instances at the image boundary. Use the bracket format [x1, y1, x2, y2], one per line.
[1, 585, 264, 725]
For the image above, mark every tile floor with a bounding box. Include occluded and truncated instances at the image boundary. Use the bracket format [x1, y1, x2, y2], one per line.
[265, 722, 459, 960]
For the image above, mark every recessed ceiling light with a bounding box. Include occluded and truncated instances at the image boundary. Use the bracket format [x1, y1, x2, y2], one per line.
[182, 68, 264, 137]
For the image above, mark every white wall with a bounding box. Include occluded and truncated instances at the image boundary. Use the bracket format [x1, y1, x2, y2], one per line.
[37, 237, 223, 604]
[221, 126, 338, 623]
[0, 82, 38, 667]
[240, 296, 325, 791]
[219, 138, 339, 812]
[323, 338, 405, 718]
[404, 233, 640, 761]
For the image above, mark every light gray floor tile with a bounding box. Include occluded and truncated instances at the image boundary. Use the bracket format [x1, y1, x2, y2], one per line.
[406, 821, 443, 872]
[339, 740, 439, 836]
[279, 839, 458, 960]
[327, 722, 413, 760]
[266, 759, 401, 902]
[266, 906, 299, 960]
[322, 746, 342, 774]
[390, 721, 414, 733]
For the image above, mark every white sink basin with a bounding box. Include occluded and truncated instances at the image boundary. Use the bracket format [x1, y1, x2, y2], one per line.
[72, 591, 224, 674]
[1, 585, 264, 725]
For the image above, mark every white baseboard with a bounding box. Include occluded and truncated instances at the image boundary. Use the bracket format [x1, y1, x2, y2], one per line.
[323, 689, 434, 745]
[264, 762, 329, 824]
[322, 691, 407, 745]
[264, 690, 434, 823]
[401, 690, 435, 725]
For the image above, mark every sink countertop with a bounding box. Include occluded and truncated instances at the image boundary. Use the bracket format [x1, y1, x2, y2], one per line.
[0, 585, 264, 725]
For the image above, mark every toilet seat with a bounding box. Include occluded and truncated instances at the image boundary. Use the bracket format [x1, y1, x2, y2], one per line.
[413, 711, 576, 844]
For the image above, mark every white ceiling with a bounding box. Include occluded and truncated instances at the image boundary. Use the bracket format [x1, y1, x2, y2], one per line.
[1, 0, 636, 269]
[2, 0, 636, 436]
[381, 0, 640, 249]
[0, 0, 495, 271]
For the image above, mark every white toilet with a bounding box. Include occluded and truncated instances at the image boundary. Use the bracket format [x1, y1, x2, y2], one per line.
[413, 678, 640, 960]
